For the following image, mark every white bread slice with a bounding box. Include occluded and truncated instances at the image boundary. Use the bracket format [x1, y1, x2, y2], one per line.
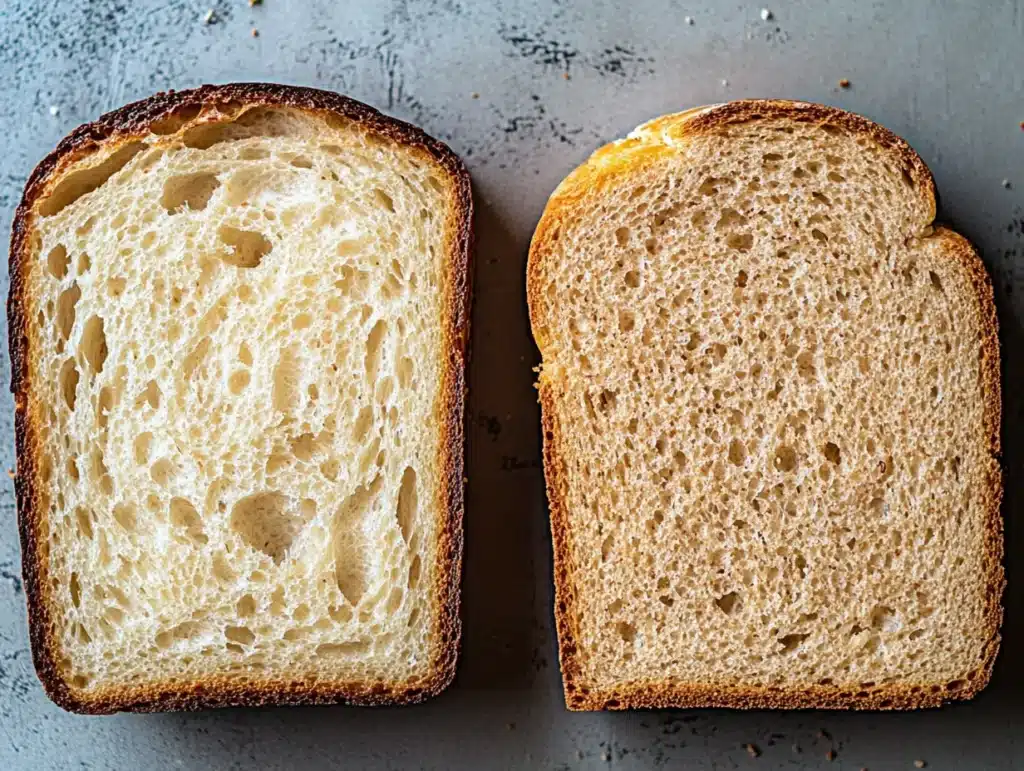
[528, 100, 1002, 711]
[9, 84, 472, 713]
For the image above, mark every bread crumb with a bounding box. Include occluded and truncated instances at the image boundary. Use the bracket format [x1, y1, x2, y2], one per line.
[826, 749, 837, 762]
[721, 79, 730, 87]
[203, 8, 215, 23]
[760, 8, 773, 21]
[471, 92, 480, 99]
[563, 72, 571, 80]
[839, 78, 851, 89]
[48, 105, 59, 116]
[249, 0, 262, 5]
[576, 750, 584, 760]
[7, 468, 15, 479]
[1002, 179, 1012, 189]
[685, 15, 694, 24]
[792, 744, 802, 753]
[745, 743, 761, 758]
[251, 28, 259, 37]
[600, 751, 609, 762]
[914, 762, 926, 769]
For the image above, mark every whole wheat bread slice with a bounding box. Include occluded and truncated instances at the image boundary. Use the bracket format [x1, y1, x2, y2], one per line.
[528, 100, 1002, 711]
[9, 83, 472, 713]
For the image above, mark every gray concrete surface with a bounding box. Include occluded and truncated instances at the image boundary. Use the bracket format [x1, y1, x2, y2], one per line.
[1, 0, 1023, 768]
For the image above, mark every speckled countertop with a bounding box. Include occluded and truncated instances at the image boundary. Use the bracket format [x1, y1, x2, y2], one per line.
[1, 1, 1023, 769]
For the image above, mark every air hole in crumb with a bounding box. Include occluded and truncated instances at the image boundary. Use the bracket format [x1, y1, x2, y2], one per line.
[614, 227, 630, 246]
[229, 370, 251, 394]
[823, 442, 841, 465]
[316, 641, 369, 657]
[774, 445, 797, 472]
[396, 466, 418, 543]
[232, 492, 302, 563]
[408, 554, 422, 589]
[735, 270, 748, 287]
[811, 228, 829, 243]
[160, 172, 220, 214]
[237, 594, 256, 616]
[929, 271, 942, 291]
[624, 270, 641, 288]
[74, 507, 93, 540]
[225, 626, 255, 645]
[374, 189, 395, 212]
[39, 142, 145, 217]
[778, 632, 809, 653]
[218, 225, 272, 268]
[726, 233, 754, 251]
[715, 591, 740, 615]
[728, 439, 747, 465]
[615, 621, 636, 643]
[47, 245, 70, 278]
[60, 358, 80, 410]
[79, 316, 108, 373]
[364, 319, 387, 380]
[150, 458, 175, 487]
[169, 497, 206, 544]
[238, 343, 253, 366]
[113, 502, 137, 532]
[290, 155, 313, 169]
[57, 284, 81, 342]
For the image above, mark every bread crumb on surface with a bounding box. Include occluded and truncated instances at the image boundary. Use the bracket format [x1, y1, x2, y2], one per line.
[563, 72, 571, 80]
[760, 8, 773, 21]
[7, 468, 15, 479]
[471, 92, 480, 99]
[251, 27, 259, 37]
[1002, 179, 1012, 188]
[745, 743, 761, 758]
[685, 15, 694, 24]
[914, 762, 927, 769]
[827, 749, 837, 761]
[721, 78, 729, 86]
[248, 0, 262, 6]
[203, 8, 215, 23]
[839, 78, 851, 88]
[792, 744, 802, 753]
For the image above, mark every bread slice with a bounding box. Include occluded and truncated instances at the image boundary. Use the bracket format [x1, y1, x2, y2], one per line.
[528, 100, 1002, 711]
[9, 83, 472, 713]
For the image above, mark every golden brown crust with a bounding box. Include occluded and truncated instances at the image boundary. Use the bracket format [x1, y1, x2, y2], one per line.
[8, 83, 473, 714]
[527, 100, 1002, 711]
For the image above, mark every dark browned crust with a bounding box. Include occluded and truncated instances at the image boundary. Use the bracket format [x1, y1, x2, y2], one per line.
[8, 83, 473, 714]
[527, 100, 1002, 711]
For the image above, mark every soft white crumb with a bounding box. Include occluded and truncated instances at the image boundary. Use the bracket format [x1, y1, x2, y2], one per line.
[48, 105, 59, 116]
[1002, 179, 1012, 189]
[685, 15, 694, 25]
[761, 8, 773, 20]
[203, 8, 215, 23]
[721, 79, 730, 86]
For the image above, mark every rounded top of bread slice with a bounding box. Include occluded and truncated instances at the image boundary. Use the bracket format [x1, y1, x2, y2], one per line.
[528, 100, 1001, 710]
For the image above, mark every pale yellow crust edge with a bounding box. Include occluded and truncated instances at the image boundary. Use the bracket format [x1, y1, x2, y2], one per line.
[527, 100, 1002, 711]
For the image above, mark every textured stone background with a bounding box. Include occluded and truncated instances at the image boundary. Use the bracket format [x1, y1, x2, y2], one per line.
[1, 1, 1023, 768]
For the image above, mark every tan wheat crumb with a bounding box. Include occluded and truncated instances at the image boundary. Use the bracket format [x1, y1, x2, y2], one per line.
[745, 743, 761, 758]
[839, 78, 851, 88]
[251, 28, 259, 37]
[914, 762, 926, 769]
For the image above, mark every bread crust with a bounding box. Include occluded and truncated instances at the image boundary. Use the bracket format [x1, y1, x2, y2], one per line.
[527, 100, 1002, 711]
[8, 83, 473, 713]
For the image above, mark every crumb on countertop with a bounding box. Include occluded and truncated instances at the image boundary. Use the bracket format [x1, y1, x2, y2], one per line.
[839, 78, 851, 88]
[48, 105, 59, 116]
[760, 8, 773, 21]
[1003, 179, 1012, 188]
[745, 743, 761, 758]
[251, 28, 259, 36]
[792, 744, 801, 753]
[249, 0, 263, 6]
[471, 92, 480, 99]
[827, 749, 837, 762]
[914, 762, 926, 769]
[685, 15, 694, 24]
[7, 468, 15, 479]
[563, 72, 570, 80]
[203, 8, 215, 23]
